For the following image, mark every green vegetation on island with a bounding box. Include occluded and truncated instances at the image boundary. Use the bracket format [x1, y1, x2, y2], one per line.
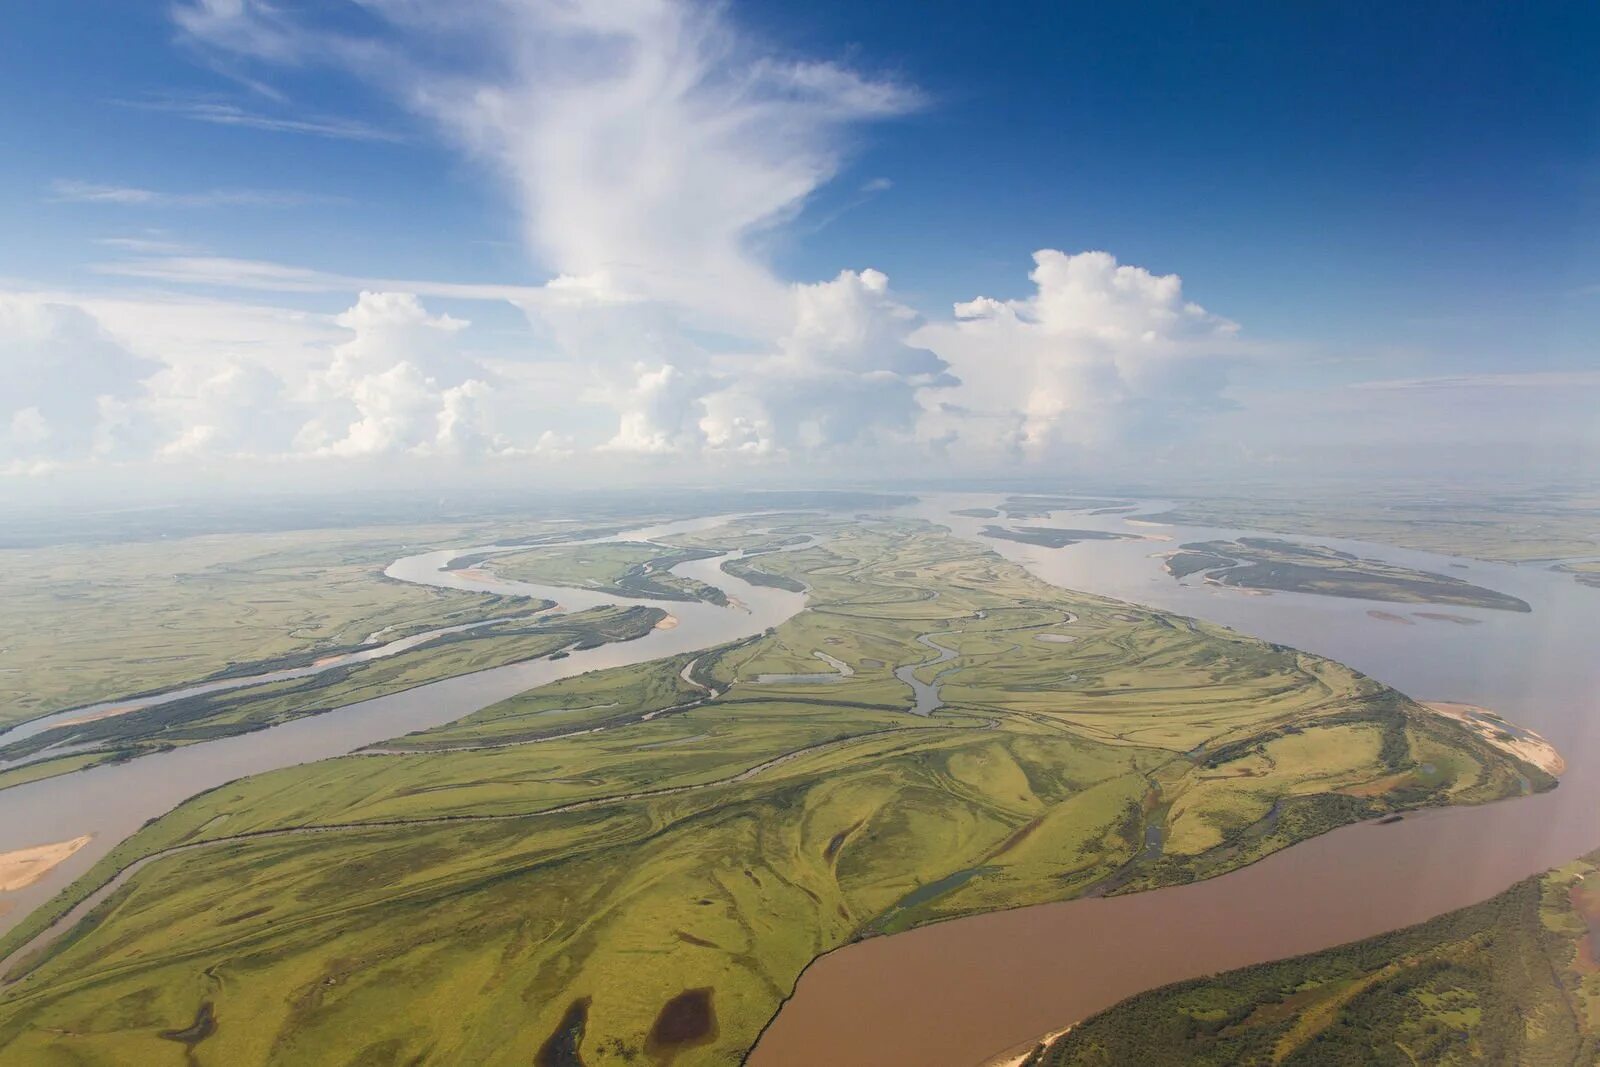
[0, 520, 1551, 1065]
[1141, 488, 1600, 568]
[487, 541, 730, 604]
[1165, 537, 1532, 612]
[0, 522, 575, 728]
[982, 525, 1139, 549]
[1033, 849, 1600, 1066]
[1001, 496, 1136, 519]
[0, 605, 665, 789]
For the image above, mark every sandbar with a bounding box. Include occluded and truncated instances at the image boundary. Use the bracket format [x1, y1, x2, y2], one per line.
[0, 835, 94, 892]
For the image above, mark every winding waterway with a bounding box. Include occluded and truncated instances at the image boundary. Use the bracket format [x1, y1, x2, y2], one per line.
[750, 493, 1600, 1066]
[3, 495, 1596, 1067]
[0, 513, 807, 935]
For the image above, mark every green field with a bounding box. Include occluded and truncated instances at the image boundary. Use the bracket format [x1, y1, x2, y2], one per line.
[487, 541, 729, 604]
[1141, 489, 1600, 567]
[1033, 849, 1600, 1065]
[0, 518, 1550, 1065]
[0, 604, 664, 789]
[1165, 537, 1531, 611]
[0, 521, 580, 728]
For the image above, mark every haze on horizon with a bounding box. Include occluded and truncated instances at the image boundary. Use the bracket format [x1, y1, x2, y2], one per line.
[1, 0, 1596, 503]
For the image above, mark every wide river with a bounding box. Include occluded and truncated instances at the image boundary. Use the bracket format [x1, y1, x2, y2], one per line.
[2, 496, 1596, 1067]
[751, 494, 1600, 1065]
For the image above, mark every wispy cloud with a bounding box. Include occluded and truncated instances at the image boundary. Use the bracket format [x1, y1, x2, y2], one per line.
[94, 237, 204, 255]
[51, 180, 336, 208]
[170, 0, 920, 335]
[115, 97, 404, 143]
[92, 254, 544, 303]
[1351, 371, 1600, 391]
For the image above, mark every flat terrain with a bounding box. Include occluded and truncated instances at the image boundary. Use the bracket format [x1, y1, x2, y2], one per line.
[981, 525, 1141, 549]
[0, 604, 663, 790]
[1557, 560, 1600, 588]
[1164, 537, 1531, 611]
[1143, 489, 1600, 567]
[0, 517, 1549, 1066]
[0, 522, 572, 727]
[1033, 849, 1600, 1065]
[487, 541, 729, 604]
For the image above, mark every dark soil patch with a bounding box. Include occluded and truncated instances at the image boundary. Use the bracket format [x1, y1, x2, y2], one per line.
[645, 988, 718, 1060]
[535, 996, 591, 1067]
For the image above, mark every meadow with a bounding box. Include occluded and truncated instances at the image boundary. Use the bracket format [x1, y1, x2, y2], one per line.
[0, 605, 663, 789]
[487, 541, 729, 604]
[1142, 487, 1600, 566]
[1033, 849, 1600, 1065]
[0, 520, 581, 727]
[1163, 537, 1532, 612]
[0, 517, 1550, 1065]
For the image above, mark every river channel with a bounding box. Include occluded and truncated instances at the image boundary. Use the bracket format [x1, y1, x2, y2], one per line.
[749, 493, 1600, 1065]
[3, 496, 1596, 1067]
[0, 514, 806, 935]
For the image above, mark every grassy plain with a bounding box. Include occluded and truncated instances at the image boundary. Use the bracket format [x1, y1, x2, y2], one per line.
[0, 522, 578, 727]
[1165, 537, 1531, 611]
[487, 541, 729, 604]
[1143, 489, 1600, 565]
[0, 605, 664, 788]
[1034, 849, 1600, 1066]
[0, 518, 1551, 1066]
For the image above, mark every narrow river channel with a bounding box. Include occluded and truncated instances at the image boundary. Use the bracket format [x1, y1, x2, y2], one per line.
[0, 513, 807, 936]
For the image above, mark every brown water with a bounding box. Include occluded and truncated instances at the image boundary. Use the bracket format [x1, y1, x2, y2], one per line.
[750, 493, 1600, 1066]
[0, 514, 808, 934]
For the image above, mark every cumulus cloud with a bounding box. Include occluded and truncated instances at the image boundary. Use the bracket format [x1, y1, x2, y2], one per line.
[0, 289, 529, 471]
[8, 3, 1254, 488]
[698, 268, 955, 455]
[296, 292, 512, 458]
[915, 250, 1242, 459]
[604, 362, 711, 455]
[0, 295, 161, 468]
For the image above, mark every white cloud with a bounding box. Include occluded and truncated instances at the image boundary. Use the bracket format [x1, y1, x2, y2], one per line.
[50, 180, 333, 207]
[296, 292, 513, 458]
[915, 250, 1243, 459]
[93, 254, 543, 303]
[0, 295, 162, 465]
[698, 268, 955, 455]
[172, 0, 920, 336]
[604, 363, 711, 455]
[114, 96, 403, 143]
[1350, 370, 1600, 391]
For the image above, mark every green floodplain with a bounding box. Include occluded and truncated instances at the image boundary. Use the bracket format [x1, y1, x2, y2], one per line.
[0, 514, 1554, 1065]
[1142, 488, 1600, 570]
[0, 603, 664, 792]
[1164, 537, 1532, 612]
[1032, 849, 1600, 1065]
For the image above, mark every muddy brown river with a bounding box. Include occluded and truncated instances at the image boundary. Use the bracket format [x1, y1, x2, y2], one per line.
[3, 497, 1596, 1067]
[749, 494, 1600, 1065]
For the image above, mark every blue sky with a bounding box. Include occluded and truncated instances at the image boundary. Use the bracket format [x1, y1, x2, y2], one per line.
[1, 1, 1596, 495]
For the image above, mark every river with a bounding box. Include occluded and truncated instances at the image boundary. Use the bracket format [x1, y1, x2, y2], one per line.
[0, 513, 806, 936]
[749, 494, 1600, 1066]
[3, 496, 1595, 1067]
